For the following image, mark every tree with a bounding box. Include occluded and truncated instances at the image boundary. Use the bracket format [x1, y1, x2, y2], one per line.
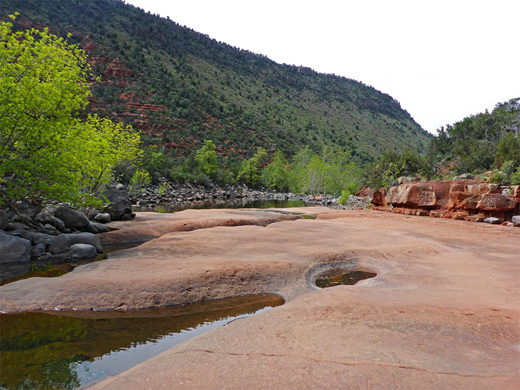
[262, 150, 290, 191]
[0, 17, 141, 208]
[495, 133, 520, 168]
[237, 147, 267, 187]
[304, 155, 328, 198]
[194, 140, 218, 179]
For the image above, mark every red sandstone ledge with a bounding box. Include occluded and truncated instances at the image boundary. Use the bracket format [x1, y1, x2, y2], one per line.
[372, 180, 520, 223]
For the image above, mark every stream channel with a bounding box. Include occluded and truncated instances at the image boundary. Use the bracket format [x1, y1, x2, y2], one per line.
[0, 200, 301, 389]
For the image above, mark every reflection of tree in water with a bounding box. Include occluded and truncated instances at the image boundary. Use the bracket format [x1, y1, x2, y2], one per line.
[40, 355, 89, 390]
[0, 294, 283, 389]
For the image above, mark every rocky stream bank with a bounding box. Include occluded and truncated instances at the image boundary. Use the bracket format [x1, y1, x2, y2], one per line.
[0, 183, 371, 282]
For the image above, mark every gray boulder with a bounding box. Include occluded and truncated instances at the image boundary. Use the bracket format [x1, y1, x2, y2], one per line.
[0, 211, 9, 230]
[69, 243, 98, 260]
[42, 224, 59, 235]
[35, 211, 54, 225]
[6, 222, 30, 231]
[453, 173, 475, 180]
[103, 190, 133, 221]
[31, 243, 46, 257]
[18, 231, 55, 246]
[50, 216, 65, 230]
[49, 233, 103, 255]
[54, 207, 90, 230]
[398, 176, 421, 185]
[93, 213, 111, 223]
[0, 232, 31, 264]
[90, 221, 109, 233]
[512, 215, 520, 227]
[484, 217, 501, 224]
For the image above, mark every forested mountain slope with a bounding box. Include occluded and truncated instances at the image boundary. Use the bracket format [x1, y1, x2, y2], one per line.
[1, 0, 431, 163]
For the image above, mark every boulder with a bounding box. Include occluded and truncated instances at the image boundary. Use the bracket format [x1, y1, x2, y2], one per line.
[512, 215, 520, 227]
[93, 213, 111, 224]
[18, 231, 55, 246]
[484, 217, 501, 224]
[6, 222, 31, 231]
[0, 211, 9, 230]
[69, 243, 98, 260]
[0, 232, 31, 264]
[103, 190, 133, 221]
[42, 224, 59, 235]
[49, 233, 103, 255]
[31, 243, 46, 257]
[453, 173, 474, 180]
[50, 216, 65, 230]
[385, 183, 436, 208]
[397, 176, 421, 185]
[476, 193, 517, 211]
[35, 211, 54, 225]
[90, 221, 109, 233]
[54, 207, 90, 230]
[371, 188, 387, 206]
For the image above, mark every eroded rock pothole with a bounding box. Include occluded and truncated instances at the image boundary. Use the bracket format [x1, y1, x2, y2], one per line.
[308, 261, 378, 289]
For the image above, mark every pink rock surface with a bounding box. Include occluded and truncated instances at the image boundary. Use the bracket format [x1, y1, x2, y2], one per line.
[1, 208, 519, 389]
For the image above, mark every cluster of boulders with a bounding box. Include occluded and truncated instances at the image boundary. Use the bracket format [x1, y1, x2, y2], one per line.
[0, 190, 135, 281]
[371, 179, 520, 226]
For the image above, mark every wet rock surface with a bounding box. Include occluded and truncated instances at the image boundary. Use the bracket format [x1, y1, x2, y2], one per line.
[1, 208, 518, 389]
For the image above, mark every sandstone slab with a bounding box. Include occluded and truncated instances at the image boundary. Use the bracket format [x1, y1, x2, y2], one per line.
[1, 208, 518, 389]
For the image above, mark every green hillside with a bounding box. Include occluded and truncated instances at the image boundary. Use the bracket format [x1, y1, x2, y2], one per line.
[1, 0, 431, 163]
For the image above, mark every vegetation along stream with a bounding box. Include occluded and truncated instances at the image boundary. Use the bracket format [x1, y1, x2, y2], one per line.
[0, 294, 284, 389]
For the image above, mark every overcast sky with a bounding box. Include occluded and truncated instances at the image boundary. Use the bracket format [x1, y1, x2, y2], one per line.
[125, 0, 519, 134]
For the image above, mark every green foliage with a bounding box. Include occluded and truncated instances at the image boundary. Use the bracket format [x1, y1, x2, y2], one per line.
[129, 169, 151, 195]
[495, 133, 520, 168]
[194, 140, 218, 179]
[488, 170, 507, 185]
[510, 166, 520, 185]
[427, 98, 520, 175]
[338, 188, 356, 205]
[237, 147, 268, 187]
[0, 0, 431, 163]
[0, 18, 141, 208]
[286, 146, 363, 197]
[262, 150, 290, 191]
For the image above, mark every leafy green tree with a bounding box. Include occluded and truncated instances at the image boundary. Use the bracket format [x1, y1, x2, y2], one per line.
[321, 146, 362, 196]
[194, 140, 218, 179]
[262, 150, 290, 191]
[0, 17, 141, 208]
[495, 133, 520, 168]
[237, 147, 268, 187]
[288, 146, 315, 193]
[304, 155, 328, 198]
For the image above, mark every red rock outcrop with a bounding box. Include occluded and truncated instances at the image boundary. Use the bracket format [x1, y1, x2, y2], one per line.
[372, 180, 519, 222]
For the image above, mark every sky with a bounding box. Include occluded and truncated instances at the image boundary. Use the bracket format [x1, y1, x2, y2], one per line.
[125, 0, 520, 134]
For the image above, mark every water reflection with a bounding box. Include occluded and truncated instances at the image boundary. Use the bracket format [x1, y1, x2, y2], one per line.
[134, 199, 306, 213]
[0, 294, 284, 389]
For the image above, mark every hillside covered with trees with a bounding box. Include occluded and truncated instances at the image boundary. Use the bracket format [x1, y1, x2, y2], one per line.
[0, 0, 430, 166]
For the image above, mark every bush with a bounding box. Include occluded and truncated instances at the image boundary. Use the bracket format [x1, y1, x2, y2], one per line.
[488, 170, 507, 185]
[128, 169, 151, 195]
[510, 166, 520, 185]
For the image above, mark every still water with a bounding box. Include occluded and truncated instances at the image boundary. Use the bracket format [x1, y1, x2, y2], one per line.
[134, 199, 306, 213]
[0, 294, 284, 389]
